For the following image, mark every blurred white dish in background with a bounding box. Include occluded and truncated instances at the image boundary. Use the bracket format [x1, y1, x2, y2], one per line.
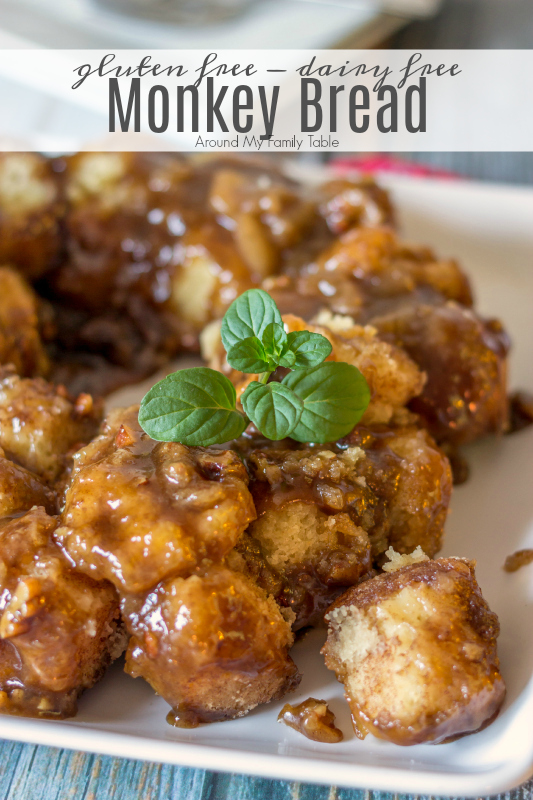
[294, 0, 441, 18]
[0, 0, 406, 48]
[92, 0, 254, 25]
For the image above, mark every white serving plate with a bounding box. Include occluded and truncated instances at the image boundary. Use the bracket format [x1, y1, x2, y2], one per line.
[1, 171, 532, 796]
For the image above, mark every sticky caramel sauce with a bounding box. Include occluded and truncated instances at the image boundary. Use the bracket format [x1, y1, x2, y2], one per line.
[0, 507, 121, 720]
[45, 155, 395, 397]
[59, 407, 255, 594]
[441, 445, 470, 486]
[166, 706, 201, 729]
[504, 549, 533, 573]
[239, 434, 409, 628]
[508, 391, 533, 434]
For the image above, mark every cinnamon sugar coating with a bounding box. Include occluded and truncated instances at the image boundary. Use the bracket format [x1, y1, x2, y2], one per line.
[322, 557, 505, 745]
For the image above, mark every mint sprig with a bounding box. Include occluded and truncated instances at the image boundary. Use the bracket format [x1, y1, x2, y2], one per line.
[138, 289, 370, 445]
[282, 362, 371, 443]
[138, 368, 247, 446]
[220, 289, 282, 351]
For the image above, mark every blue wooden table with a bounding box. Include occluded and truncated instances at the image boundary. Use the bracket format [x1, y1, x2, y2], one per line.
[1, 738, 532, 800]
[2, 2, 533, 798]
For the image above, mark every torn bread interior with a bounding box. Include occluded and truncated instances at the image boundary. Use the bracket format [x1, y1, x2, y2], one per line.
[322, 553, 505, 745]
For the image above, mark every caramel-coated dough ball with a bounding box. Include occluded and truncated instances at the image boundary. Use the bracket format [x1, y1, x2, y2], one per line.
[371, 301, 510, 446]
[53, 154, 316, 357]
[0, 453, 56, 517]
[232, 423, 451, 629]
[297, 226, 473, 310]
[341, 425, 453, 561]
[273, 226, 509, 445]
[0, 153, 62, 280]
[124, 565, 300, 725]
[0, 368, 101, 483]
[322, 555, 506, 745]
[0, 507, 124, 719]
[316, 178, 395, 235]
[57, 406, 256, 593]
[0, 267, 50, 377]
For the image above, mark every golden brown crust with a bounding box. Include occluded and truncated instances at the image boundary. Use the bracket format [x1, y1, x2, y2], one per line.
[123, 564, 300, 723]
[0, 154, 62, 280]
[231, 424, 451, 629]
[372, 302, 510, 445]
[0, 368, 102, 483]
[322, 557, 506, 745]
[0, 454, 56, 517]
[57, 406, 256, 593]
[0, 507, 124, 719]
[0, 267, 50, 377]
[316, 179, 395, 235]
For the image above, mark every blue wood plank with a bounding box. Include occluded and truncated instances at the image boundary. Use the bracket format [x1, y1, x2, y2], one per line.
[0, 741, 532, 800]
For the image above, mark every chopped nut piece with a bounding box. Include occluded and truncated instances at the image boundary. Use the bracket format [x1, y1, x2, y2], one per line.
[74, 393, 94, 416]
[278, 698, 343, 743]
[114, 424, 137, 449]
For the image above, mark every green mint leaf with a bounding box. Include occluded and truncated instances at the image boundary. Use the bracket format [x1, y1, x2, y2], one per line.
[278, 349, 296, 368]
[241, 381, 303, 440]
[261, 322, 288, 358]
[220, 289, 283, 352]
[226, 336, 270, 373]
[284, 330, 333, 369]
[282, 362, 370, 443]
[138, 367, 247, 446]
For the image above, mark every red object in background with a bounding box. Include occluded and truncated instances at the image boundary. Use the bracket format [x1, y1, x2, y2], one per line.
[332, 156, 459, 180]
